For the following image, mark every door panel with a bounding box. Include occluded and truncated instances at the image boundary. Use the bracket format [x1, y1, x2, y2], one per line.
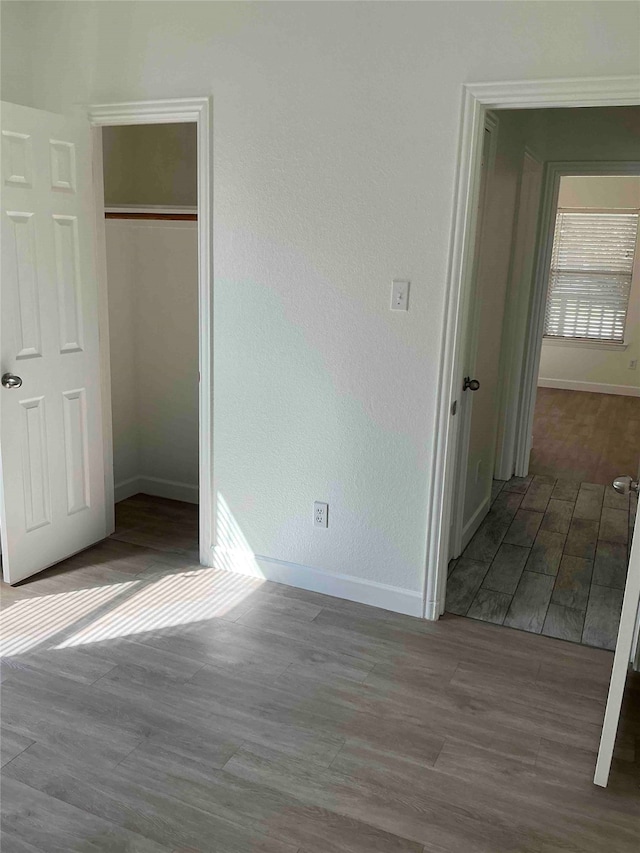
[1, 101, 106, 584]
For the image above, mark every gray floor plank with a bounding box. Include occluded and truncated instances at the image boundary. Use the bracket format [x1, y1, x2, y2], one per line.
[504, 572, 555, 633]
[552, 555, 594, 611]
[487, 490, 524, 524]
[466, 589, 512, 625]
[542, 604, 585, 644]
[550, 480, 580, 503]
[573, 484, 604, 521]
[481, 544, 529, 595]
[599, 507, 630, 544]
[462, 516, 510, 563]
[1, 775, 173, 853]
[564, 518, 599, 560]
[582, 585, 625, 651]
[520, 478, 555, 513]
[603, 485, 630, 511]
[0, 726, 34, 768]
[503, 510, 544, 548]
[592, 541, 629, 589]
[540, 499, 574, 535]
[444, 558, 490, 615]
[525, 530, 565, 576]
[502, 475, 533, 494]
[3, 744, 297, 853]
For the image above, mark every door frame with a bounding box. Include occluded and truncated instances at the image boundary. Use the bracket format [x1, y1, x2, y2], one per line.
[88, 98, 214, 567]
[421, 76, 640, 620]
[515, 158, 640, 477]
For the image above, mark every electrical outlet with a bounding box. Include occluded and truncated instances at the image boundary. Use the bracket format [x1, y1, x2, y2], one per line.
[629, 359, 637, 370]
[314, 501, 328, 528]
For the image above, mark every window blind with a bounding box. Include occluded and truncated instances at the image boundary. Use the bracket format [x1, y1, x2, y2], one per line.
[544, 211, 638, 342]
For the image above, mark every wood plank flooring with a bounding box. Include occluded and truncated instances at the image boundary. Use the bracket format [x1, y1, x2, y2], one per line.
[1, 494, 639, 852]
[530, 388, 640, 485]
[447, 475, 636, 649]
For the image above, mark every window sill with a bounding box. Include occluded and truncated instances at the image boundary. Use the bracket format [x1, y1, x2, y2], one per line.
[542, 337, 628, 352]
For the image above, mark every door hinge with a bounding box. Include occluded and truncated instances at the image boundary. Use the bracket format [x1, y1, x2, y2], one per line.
[451, 400, 457, 416]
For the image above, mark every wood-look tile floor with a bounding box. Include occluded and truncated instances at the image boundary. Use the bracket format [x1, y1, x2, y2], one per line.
[530, 388, 640, 486]
[447, 476, 637, 650]
[1, 494, 639, 852]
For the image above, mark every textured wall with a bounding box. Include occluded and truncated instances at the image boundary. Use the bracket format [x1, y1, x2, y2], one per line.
[4, 1, 639, 596]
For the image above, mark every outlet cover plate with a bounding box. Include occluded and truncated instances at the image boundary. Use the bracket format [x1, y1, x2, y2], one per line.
[391, 280, 410, 311]
[314, 501, 328, 528]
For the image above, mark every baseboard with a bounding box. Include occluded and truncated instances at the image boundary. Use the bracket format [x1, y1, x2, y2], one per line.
[212, 547, 424, 617]
[114, 475, 199, 504]
[538, 378, 640, 397]
[114, 477, 142, 503]
[461, 495, 490, 552]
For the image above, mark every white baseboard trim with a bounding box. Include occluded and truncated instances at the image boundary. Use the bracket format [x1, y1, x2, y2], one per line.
[114, 477, 142, 503]
[538, 378, 640, 397]
[114, 475, 199, 504]
[461, 495, 490, 552]
[212, 547, 423, 617]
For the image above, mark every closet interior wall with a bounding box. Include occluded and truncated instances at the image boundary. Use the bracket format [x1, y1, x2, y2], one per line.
[103, 124, 199, 504]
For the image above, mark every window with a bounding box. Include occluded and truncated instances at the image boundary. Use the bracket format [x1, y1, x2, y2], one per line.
[543, 210, 639, 343]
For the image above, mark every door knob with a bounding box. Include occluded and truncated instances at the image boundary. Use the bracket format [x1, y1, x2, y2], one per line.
[1, 373, 22, 389]
[463, 376, 480, 392]
[613, 475, 639, 495]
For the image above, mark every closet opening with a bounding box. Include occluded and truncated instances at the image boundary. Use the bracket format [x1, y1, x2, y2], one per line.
[101, 122, 200, 561]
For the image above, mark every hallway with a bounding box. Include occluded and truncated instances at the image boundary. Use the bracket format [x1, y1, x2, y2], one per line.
[529, 389, 640, 486]
[446, 475, 635, 649]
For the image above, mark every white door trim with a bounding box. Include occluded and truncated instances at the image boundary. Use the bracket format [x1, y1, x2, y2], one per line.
[516, 159, 640, 476]
[422, 76, 640, 621]
[88, 97, 214, 567]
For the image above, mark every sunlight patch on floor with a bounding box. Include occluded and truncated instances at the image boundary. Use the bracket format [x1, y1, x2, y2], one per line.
[54, 569, 264, 648]
[1, 493, 268, 655]
[0, 583, 136, 656]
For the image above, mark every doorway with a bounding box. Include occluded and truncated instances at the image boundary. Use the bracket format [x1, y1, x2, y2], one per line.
[447, 161, 640, 651]
[101, 123, 200, 561]
[89, 98, 213, 569]
[429, 84, 640, 788]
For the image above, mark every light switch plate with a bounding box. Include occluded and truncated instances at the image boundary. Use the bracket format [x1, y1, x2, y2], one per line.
[391, 280, 409, 311]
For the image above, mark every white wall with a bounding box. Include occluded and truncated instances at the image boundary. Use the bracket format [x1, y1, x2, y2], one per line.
[106, 221, 139, 486]
[106, 220, 199, 500]
[4, 1, 639, 607]
[538, 175, 640, 393]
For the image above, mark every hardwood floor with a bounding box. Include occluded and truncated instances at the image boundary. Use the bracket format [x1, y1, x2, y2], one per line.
[447, 475, 636, 650]
[530, 388, 640, 485]
[1, 495, 639, 852]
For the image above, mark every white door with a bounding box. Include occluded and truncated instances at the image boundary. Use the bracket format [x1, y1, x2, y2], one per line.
[451, 119, 497, 554]
[0, 101, 106, 584]
[594, 478, 640, 787]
